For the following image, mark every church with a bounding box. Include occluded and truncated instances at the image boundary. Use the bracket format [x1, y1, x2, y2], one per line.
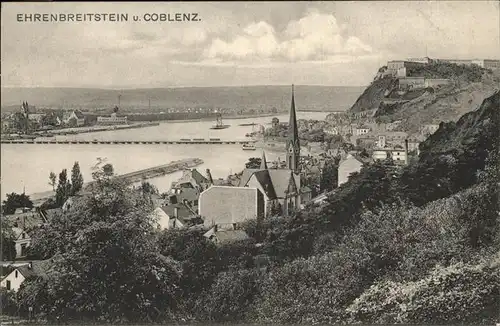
[237, 85, 311, 217]
[199, 85, 312, 229]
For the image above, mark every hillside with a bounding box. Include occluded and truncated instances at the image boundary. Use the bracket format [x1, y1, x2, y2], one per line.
[0, 85, 364, 112]
[348, 63, 500, 133]
[2, 92, 499, 324]
[419, 90, 500, 155]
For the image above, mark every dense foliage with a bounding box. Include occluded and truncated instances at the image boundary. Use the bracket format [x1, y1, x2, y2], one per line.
[407, 62, 485, 82]
[1, 192, 33, 215]
[5, 92, 499, 324]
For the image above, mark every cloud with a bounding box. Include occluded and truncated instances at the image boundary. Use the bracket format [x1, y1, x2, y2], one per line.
[202, 9, 374, 63]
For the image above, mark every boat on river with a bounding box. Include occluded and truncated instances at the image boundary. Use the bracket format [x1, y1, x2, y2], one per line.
[242, 143, 256, 151]
[210, 113, 230, 130]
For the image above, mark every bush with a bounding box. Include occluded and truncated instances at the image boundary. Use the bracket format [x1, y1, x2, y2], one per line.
[347, 258, 500, 324]
[0, 287, 18, 316]
[195, 269, 262, 321]
[253, 248, 372, 324]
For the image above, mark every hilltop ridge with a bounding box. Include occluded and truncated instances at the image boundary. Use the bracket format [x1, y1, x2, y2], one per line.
[347, 60, 500, 133]
[0, 85, 365, 112]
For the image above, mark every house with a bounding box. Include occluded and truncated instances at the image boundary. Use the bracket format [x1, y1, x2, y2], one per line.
[199, 186, 265, 229]
[407, 57, 433, 64]
[239, 166, 302, 217]
[387, 60, 425, 76]
[0, 260, 50, 292]
[2, 209, 50, 259]
[370, 132, 409, 144]
[12, 227, 31, 259]
[337, 153, 369, 187]
[372, 140, 409, 165]
[355, 125, 371, 136]
[151, 203, 199, 230]
[203, 226, 251, 245]
[62, 110, 85, 126]
[167, 187, 200, 207]
[324, 126, 339, 135]
[171, 168, 211, 192]
[27, 113, 45, 124]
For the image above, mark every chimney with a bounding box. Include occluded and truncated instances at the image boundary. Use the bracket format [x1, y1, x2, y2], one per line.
[28, 262, 32, 269]
[23, 215, 26, 229]
[173, 206, 179, 218]
[214, 224, 218, 232]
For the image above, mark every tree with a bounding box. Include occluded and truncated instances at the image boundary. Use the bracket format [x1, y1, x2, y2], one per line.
[70, 162, 84, 195]
[320, 161, 338, 192]
[138, 180, 159, 196]
[41, 112, 59, 127]
[245, 157, 262, 169]
[271, 117, 280, 127]
[48, 172, 57, 192]
[158, 228, 218, 304]
[1, 192, 33, 215]
[55, 169, 71, 206]
[1, 218, 16, 260]
[20, 160, 182, 323]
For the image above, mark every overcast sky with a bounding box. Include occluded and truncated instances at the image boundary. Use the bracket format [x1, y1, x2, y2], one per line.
[1, 1, 499, 88]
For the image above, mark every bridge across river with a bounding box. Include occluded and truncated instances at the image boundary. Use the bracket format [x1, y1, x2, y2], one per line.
[0, 139, 256, 145]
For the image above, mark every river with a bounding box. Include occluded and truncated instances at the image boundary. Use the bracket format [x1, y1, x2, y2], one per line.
[1, 112, 327, 200]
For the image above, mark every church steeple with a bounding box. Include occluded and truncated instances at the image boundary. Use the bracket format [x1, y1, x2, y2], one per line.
[260, 151, 268, 170]
[286, 84, 300, 172]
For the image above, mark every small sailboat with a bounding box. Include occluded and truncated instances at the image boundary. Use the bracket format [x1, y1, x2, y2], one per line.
[210, 113, 230, 130]
[242, 143, 256, 151]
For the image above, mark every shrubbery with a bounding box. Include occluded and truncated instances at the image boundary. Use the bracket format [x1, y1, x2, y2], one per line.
[407, 62, 485, 83]
[13, 92, 500, 324]
[347, 258, 500, 324]
[195, 269, 262, 321]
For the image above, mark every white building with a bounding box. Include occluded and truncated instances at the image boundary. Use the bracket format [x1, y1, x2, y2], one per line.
[199, 186, 265, 229]
[12, 227, 31, 259]
[0, 261, 50, 292]
[355, 126, 371, 136]
[62, 110, 85, 126]
[96, 113, 128, 125]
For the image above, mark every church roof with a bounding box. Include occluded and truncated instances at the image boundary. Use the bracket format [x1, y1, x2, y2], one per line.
[252, 170, 276, 199]
[287, 85, 299, 146]
[238, 168, 260, 187]
[239, 168, 301, 199]
[260, 151, 268, 169]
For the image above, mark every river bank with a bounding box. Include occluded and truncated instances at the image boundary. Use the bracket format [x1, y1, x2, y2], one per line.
[160, 112, 278, 124]
[29, 158, 203, 206]
[48, 122, 160, 135]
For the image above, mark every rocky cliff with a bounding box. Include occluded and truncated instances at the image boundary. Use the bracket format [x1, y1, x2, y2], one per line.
[347, 63, 500, 133]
